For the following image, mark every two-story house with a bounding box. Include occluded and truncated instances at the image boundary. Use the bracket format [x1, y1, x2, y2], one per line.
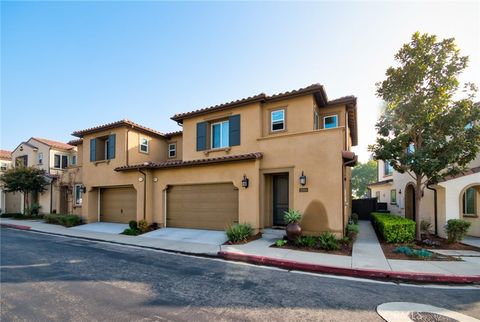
[10, 137, 76, 214]
[71, 84, 358, 236]
[0, 150, 15, 213]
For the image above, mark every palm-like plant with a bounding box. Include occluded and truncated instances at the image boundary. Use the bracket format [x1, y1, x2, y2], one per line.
[284, 209, 301, 224]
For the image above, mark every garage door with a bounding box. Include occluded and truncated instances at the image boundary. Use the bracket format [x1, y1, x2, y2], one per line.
[167, 183, 238, 230]
[100, 187, 136, 223]
[5, 191, 21, 214]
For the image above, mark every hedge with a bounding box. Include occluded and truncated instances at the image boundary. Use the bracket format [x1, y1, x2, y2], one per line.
[44, 214, 82, 227]
[371, 212, 416, 243]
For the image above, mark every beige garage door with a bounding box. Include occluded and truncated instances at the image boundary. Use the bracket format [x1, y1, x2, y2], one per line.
[5, 192, 21, 214]
[100, 187, 136, 223]
[167, 183, 239, 230]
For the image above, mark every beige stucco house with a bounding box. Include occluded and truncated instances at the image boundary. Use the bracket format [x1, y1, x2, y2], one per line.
[9, 137, 77, 214]
[70, 84, 358, 236]
[0, 150, 15, 213]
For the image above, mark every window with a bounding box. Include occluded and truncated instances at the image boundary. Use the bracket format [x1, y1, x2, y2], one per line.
[139, 137, 149, 153]
[211, 120, 229, 148]
[463, 187, 477, 215]
[0, 162, 7, 171]
[323, 115, 338, 129]
[168, 143, 176, 158]
[61, 155, 68, 169]
[54, 154, 61, 168]
[271, 109, 285, 132]
[16, 155, 27, 167]
[384, 161, 393, 176]
[74, 184, 83, 206]
[71, 155, 77, 165]
[38, 152, 43, 165]
[390, 189, 397, 205]
[314, 111, 319, 130]
[90, 135, 115, 162]
[375, 191, 380, 200]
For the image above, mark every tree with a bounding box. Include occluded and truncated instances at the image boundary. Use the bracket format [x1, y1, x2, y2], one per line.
[369, 32, 480, 240]
[0, 167, 48, 214]
[351, 160, 377, 199]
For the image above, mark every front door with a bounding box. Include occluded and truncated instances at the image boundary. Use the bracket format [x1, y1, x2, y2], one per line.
[60, 186, 68, 214]
[273, 174, 289, 226]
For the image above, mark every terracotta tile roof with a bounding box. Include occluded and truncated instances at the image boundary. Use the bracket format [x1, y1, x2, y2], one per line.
[115, 152, 263, 171]
[437, 166, 480, 183]
[67, 139, 83, 146]
[32, 137, 74, 150]
[164, 130, 183, 138]
[367, 179, 393, 187]
[72, 119, 166, 138]
[0, 150, 12, 161]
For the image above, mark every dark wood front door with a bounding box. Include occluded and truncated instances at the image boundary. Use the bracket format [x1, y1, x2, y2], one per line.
[273, 174, 289, 226]
[60, 186, 68, 214]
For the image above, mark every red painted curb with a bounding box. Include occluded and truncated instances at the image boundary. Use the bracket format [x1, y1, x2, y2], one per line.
[218, 251, 480, 284]
[0, 223, 31, 230]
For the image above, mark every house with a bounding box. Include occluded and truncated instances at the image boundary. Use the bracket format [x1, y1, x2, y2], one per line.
[368, 155, 480, 238]
[0, 150, 15, 213]
[70, 84, 358, 236]
[10, 137, 77, 214]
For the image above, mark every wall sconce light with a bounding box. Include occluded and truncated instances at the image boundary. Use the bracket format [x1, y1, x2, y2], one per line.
[153, 177, 158, 182]
[398, 189, 402, 194]
[80, 185, 87, 193]
[299, 171, 307, 186]
[138, 177, 144, 182]
[242, 174, 249, 188]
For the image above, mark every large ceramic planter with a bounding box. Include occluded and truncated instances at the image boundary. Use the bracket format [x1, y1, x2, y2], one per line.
[286, 223, 302, 241]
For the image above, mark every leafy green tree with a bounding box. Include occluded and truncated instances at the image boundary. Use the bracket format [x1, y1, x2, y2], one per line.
[369, 32, 480, 240]
[351, 160, 377, 198]
[0, 167, 48, 214]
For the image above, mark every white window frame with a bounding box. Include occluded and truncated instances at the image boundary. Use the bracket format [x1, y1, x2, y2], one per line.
[323, 115, 338, 129]
[139, 137, 149, 154]
[74, 184, 83, 206]
[0, 162, 7, 171]
[271, 109, 285, 132]
[168, 143, 176, 158]
[54, 154, 61, 169]
[463, 187, 477, 216]
[38, 152, 43, 165]
[314, 110, 319, 130]
[104, 138, 110, 159]
[71, 155, 77, 166]
[211, 120, 229, 149]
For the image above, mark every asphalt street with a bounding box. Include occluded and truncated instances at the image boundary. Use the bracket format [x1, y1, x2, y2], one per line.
[1, 228, 479, 321]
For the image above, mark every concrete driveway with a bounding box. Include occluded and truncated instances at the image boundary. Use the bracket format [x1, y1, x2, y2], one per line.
[70, 222, 128, 234]
[141, 228, 227, 245]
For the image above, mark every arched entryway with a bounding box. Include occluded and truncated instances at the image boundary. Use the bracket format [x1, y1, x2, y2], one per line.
[405, 184, 416, 222]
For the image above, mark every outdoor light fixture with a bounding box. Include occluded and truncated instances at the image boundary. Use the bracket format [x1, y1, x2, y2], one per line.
[80, 185, 87, 193]
[299, 171, 307, 186]
[398, 189, 402, 194]
[138, 177, 144, 182]
[242, 174, 249, 188]
[153, 177, 158, 182]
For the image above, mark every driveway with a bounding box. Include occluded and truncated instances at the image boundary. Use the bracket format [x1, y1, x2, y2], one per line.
[141, 227, 227, 245]
[70, 222, 128, 234]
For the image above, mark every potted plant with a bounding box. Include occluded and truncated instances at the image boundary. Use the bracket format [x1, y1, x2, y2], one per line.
[284, 209, 302, 241]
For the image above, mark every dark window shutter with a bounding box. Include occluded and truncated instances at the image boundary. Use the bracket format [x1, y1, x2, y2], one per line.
[61, 155, 68, 169]
[196, 122, 207, 151]
[90, 138, 96, 162]
[108, 134, 116, 159]
[229, 114, 241, 146]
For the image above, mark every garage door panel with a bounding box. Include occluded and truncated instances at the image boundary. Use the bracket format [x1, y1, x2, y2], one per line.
[100, 187, 136, 223]
[167, 183, 238, 230]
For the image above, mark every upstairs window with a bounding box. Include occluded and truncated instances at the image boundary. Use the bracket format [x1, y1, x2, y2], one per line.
[0, 162, 7, 171]
[390, 189, 397, 205]
[211, 120, 229, 149]
[38, 152, 43, 165]
[90, 135, 116, 162]
[463, 187, 477, 215]
[271, 109, 285, 132]
[71, 155, 77, 165]
[168, 143, 176, 158]
[54, 154, 61, 168]
[15, 155, 28, 167]
[139, 137, 149, 154]
[61, 155, 68, 169]
[384, 161, 393, 176]
[323, 115, 338, 129]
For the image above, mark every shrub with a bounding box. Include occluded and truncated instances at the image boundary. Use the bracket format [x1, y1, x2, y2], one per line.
[346, 224, 359, 241]
[137, 220, 149, 233]
[350, 213, 359, 224]
[394, 246, 432, 258]
[283, 209, 301, 224]
[225, 223, 253, 243]
[295, 235, 317, 248]
[275, 239, 287, 247]
[0, 213, 19, 218]
[445, 219, 471, 243]
[394, 245, 414, 256]
[44, 214, 81, 227]
[420, 220, 432, 237]
[25, 203, 41, 216]
[371, 212, 415, 243]
[129, 220, 138, 230]
[122, 228, 139, 236]
[317, 232, 339, 250]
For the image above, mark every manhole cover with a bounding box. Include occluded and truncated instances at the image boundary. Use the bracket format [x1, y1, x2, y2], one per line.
[409, 312, 459, 322]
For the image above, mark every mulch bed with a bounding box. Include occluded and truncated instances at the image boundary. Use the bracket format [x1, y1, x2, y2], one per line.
[416, 235, 480, 251]
[271, 241, 352, 256]
[224, 233, 263, 245]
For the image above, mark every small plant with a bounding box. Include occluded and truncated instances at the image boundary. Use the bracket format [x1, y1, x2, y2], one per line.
[414, 249, 433, 258]
[25, 203, 41, 216]
[44, 214, 81, 227]
[394, 245, 433, 259]
[350, 213, 359, 224]
[295, 235, 316, 248]
[445, 219, 471, 243]
[129, 220, 138, 230]
[420, 220, 432, 237]
[225, 223, 253, 243]
[275, 239, 287, 247]
[283, 209, 302, 224]
[394, 245, 414, 256]
[422, 239, 440, 247]
[317, 232, 339, 251]
[346, 224, 359, 241]
[137, 220, 149, 233]
[122, 228, 139, 236]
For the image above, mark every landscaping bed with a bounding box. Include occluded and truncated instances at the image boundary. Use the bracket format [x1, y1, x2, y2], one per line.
[224, 233, 262, 245]
[379, 241, 460, 261]
[271, 238, 352, 256]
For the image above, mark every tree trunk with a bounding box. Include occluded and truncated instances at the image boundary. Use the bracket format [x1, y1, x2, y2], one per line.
[415, 176, 422, 241]
[24, 191, 30, 215]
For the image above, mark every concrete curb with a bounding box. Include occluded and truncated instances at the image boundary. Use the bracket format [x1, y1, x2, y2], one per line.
[1, 223, 32, 230]
[218, 251, 480, 284]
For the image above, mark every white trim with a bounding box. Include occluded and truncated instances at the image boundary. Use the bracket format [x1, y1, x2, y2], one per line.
[38, 152, 43, 165]
[168, 143, 176, 158]
[323, 114, 338, 129]
[139, 137, 149, 154]
[210, 120, 229, 148]
[74, 184, 83, 206]
[271, 109, 285, 132]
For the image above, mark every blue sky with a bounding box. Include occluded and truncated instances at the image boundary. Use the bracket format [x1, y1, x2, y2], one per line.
[2, 1, 479, 161]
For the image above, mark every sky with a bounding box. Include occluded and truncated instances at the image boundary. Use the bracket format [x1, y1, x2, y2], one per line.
[1, 1, 479, 162]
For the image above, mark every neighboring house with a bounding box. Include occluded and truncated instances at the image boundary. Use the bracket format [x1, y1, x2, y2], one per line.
[0, 150, 16, 213]
[9, 137, 76, 214]
[368, 155, 480, 238]
[71, 84, 358, 236]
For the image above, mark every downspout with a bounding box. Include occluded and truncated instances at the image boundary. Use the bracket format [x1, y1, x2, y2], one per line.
[126, 127, 132, 167]
[138, 168, 147, 221]
[50, 181, 53, 213]
[426, 184, 438, 235]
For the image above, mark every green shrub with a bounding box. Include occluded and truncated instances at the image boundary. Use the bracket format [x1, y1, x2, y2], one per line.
[346, 224, 359, 241]
[25, 203, 41, 216]
[371, 212, 415, 243]
[394, 245, 414, 256]
[122, 228, 139, 236]
[0, 213, 19, 218]
[129, 220, 138, 230]
[44, 214, 81, 227]
[295, 235, 317, 248]
[350, 213, 359, 224]
[445, 219, 471, 243]
[275, 239, 287, 247]
[317, 232, 339, 250]
[137, 220, 149, 233]
[225, 223, 253, 243]
[283, 209, 301, 224]
[394, 246, 432, 258]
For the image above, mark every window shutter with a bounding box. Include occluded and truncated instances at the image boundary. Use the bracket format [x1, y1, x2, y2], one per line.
[90, 139, 96, 162]
[108, 134, 116, 159]
[196, 122, 207, 151]
[229, 114, 241, 146]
